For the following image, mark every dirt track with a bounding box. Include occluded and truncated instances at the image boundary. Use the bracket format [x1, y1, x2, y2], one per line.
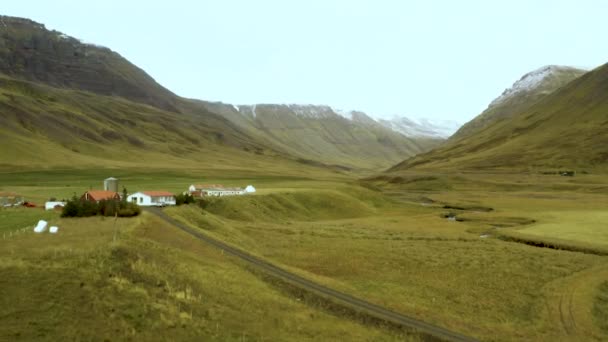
[147, 207, 478, 342]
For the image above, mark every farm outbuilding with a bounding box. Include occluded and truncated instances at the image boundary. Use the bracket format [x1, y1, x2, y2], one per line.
[127, 191, 176, 207]
[0, 192, 24, 207]
[104, 177, 119, 192]
[188, 184, 245, 197]
[45, 201, 66, 211]
[245, 185, 256, 193]
[81, 190, 121, 202]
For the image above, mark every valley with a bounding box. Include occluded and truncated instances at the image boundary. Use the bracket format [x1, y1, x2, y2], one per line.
[1, 12, 607, 342]
[1, 168, 607, 341]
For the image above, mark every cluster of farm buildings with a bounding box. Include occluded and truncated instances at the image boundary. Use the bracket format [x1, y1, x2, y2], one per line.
[1, 177, 256, 210]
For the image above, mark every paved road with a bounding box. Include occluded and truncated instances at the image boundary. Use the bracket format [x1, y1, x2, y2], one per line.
[147, 207, 479, 342]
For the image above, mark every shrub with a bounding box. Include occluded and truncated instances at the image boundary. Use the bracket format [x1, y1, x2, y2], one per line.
[175, 193, 195, 206]
[61, 195, 141, 218]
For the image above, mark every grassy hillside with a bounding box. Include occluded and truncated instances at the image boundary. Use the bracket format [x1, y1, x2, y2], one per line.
[450, 66, 586, 141]
[390, 63, 608, 171]
[0, 75, 356, 179]
[0, 15, 435, 172]
[199, 103, 438, 170]
[0, 211, 407, 341]
[0, 74, 367, 178]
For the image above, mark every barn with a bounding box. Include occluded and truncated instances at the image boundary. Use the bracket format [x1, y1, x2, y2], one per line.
[127, 191, 176, 207]
[81, 190, 121, 202]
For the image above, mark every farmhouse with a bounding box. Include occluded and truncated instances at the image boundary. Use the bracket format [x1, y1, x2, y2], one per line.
[189, 184, 245, 197]
[81, 190, 120, 202]
[0, 192, 25, 207]
[127, 191, 176, 207]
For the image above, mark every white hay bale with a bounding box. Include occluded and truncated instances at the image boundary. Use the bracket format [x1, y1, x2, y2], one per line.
[49, 226, 59, 234]
[34, 220, 48, 233]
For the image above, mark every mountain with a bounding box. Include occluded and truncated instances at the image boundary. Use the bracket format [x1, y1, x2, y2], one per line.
[196, 103, 439, 170]
[0, 16, 179, 111]
[0, 15, 436, 172]
[378, 116, 461, 139]
[389, 64, 608, 172]
[450, 65, 586, 141]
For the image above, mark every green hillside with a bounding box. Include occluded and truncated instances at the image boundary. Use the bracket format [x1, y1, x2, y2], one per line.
[450, 66, 586, 141]
[0, 74, 354, 181]
[200, 102, 438, 170]
[389, 64, 608, 172]
[0, 15, 434, 172]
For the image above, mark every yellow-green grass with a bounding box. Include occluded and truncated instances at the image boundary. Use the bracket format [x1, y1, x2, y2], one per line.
[374, 171, 608, 247]
[595, 281, 608, 334]
[0, 168, 349, 207]
[166, 183, 608, 341]
[514, 211, 608, 245]
[4, 166, 608, 340]
[0, 212, 407, 341]
[0, 207, 58, 233]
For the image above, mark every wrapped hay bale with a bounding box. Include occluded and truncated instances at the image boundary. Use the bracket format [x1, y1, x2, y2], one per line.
[34, 220, 48, 233]
[49, 226, 59, 234]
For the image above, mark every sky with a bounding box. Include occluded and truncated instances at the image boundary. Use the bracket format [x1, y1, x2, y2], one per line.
[3, 0, 608, 123]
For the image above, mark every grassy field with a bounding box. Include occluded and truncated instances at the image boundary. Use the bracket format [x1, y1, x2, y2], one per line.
[0, 207, 58, 234]
[595, 281, 608, 334]
[0, 168, 348, 206]
[0, 211, 408, 341]
[2, 168, 608, 341]
[164, 172, 608, 341]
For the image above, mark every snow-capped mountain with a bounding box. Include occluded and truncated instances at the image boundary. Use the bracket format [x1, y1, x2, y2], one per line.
[197, 102, 445, 169]
[223, 103, 460, 140]
[378, 117, 461, 139]
[489, 65, 585, 108]
[450, 65, 586, 141]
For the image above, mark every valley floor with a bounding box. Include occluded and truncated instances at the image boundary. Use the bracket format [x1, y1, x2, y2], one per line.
[1, 168, 607, 341]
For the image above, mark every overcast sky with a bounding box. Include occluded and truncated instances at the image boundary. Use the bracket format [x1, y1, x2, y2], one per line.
[3, 1, 607, 122]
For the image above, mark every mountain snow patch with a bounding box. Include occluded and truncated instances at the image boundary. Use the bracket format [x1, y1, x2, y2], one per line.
[490, 65, 571, 107]
[288, 104, 334, 119]
[334, 109, 354, 120]
[379, 116, 461, 139]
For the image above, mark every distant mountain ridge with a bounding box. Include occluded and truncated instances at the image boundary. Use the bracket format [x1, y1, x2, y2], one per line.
[197, 103, 442, 169]
[378, 117, 461, 139]
[228, 103, 459, 139]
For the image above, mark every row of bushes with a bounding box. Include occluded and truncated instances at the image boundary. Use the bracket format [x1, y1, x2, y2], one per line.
[61, 196, 141, 218]
[61, 193, 201, 218]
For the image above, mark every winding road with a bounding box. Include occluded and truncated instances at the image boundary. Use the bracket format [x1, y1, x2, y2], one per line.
[147, 207, 478, 342]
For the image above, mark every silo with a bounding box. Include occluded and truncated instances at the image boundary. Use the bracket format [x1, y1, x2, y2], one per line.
[104, 177, 119, 192]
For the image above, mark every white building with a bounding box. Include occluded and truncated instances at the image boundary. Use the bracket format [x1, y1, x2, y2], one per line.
[189, 184, 246, 197]
[45, 201, 66, 210]
[127, 191, 176, 207]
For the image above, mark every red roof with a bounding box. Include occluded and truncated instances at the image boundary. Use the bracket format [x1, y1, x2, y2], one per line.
[141, 191, 174, 197]
[83, 190, 120, 201]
